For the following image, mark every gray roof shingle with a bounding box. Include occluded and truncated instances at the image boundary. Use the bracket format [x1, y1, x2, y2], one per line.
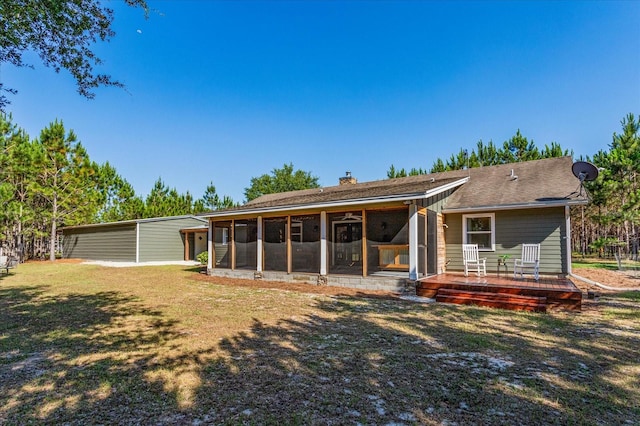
[442, 156, 586, 211]
[203, 156, 586, 216]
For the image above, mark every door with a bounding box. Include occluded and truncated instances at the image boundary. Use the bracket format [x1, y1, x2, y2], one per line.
[333, 222, 362, 267]
[188, 233, 195, 260]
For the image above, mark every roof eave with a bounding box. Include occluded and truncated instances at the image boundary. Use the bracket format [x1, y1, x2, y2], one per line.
[442, 198, 589, 214]
[60, 215, 206, 231]
[203, 177, 469, 219]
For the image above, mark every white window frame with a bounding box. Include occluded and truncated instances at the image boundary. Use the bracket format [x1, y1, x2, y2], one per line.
[221, 228, 229, 245]
[462, 213, 495, 251]
[291, 220, 303, 243]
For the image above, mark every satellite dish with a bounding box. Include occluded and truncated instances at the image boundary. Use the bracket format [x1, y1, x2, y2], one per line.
[572, 161, 599, 197]
[572, 161, 599, 182]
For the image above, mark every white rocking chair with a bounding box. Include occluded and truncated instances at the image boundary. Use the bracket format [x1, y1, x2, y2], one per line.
[462, 244, 487, 277]
[514, 243, 540, 281]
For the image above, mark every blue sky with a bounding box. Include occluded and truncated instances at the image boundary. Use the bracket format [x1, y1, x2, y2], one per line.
[3, 1, 639, 203]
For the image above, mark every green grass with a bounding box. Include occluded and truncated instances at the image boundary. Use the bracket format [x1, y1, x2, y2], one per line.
[616, 291, 640, 301]
[0, 262, 639, 425]
[572, 256, 640, 271]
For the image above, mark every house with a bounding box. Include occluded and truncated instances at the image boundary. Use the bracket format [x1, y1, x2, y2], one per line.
[200, 156, 588, 292]
[62, 215, 207, 263]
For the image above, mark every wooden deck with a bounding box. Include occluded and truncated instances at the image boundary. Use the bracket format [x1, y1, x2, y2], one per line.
[416, 273, 582, 312]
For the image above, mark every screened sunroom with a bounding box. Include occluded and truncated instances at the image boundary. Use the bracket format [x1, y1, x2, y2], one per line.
[202, 172, 466, 291]
[208, 205, 439, 280]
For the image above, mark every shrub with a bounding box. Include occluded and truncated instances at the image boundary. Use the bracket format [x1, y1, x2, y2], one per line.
[196, 251, 208, 265]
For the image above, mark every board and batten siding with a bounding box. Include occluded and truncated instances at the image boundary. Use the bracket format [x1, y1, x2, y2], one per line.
[63, 224, 137, 261]
[138, 218, 205, 262]
[422, 188, 456, 213]
[444, 207, 567, 275]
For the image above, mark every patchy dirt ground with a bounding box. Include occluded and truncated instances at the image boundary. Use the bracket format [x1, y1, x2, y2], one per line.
[570, 267, 640, 292]
[2, 262, 638, 425]
[63, 258, 640, 297]
[191, 269, 402, 300]
[193, 265, 640, 297]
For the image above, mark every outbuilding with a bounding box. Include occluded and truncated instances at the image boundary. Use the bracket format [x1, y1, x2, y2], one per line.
[62, 215, 207, 263]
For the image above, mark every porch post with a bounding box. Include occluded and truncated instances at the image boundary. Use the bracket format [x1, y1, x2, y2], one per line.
[207, 221, 213, 271]
[257, 216, 263, 272]
[320, 211, 327, 275]
[184, 231, 190, 261]
[408, 203, 419, 280]
[230, 220, 235, 270]
[362, 209, 367, 277]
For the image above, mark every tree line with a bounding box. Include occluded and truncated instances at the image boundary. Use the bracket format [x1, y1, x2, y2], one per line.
[2, 113, 638, 262]
[386, 114, 640, 260]
[0, 114, 234, 261]
[580, 114, 639, 260]
[387, 130, 570, 178]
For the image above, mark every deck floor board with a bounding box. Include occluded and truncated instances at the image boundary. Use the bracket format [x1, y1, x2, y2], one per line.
[417, 273, 581, 311]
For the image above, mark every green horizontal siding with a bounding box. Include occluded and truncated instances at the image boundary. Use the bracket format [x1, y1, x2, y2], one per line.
[62, 225, 136, 261]
[444, 207, 567, 274]
[138, 217, 205, 262]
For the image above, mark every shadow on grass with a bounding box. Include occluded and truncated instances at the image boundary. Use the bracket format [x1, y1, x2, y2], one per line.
[0, 285, 182, 424]
[183, 265, 207, 274]
[1, 281, 638, 424]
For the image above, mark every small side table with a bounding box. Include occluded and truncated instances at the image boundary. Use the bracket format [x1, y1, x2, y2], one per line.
[497, 259, 508, 277]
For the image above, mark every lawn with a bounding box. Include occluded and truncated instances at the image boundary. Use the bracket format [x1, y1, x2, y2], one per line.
[1, 263, 638, 425]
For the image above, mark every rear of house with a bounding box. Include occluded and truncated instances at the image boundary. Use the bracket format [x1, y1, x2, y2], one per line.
[200, 157, 587, 292]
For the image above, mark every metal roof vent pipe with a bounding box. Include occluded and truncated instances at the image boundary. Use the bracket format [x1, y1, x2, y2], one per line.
[339, 171, 357, 185]
[510, 169, 518, 181]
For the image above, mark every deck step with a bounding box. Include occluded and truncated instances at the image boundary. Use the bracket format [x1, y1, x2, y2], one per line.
[435, 288, 547, 312]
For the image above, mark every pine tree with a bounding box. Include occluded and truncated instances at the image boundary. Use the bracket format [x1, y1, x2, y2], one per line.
[33, 120, 100, 260]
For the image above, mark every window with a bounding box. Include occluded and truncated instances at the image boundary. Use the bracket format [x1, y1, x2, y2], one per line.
[462, 213, 495, 251]
[291, 220, 302, 242]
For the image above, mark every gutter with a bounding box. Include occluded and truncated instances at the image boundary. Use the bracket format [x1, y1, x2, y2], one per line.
[569, 273, 640, 292]
[61, 215, 207, 231]
[202, 177, 469, 219]
[443, 199, 588, 214]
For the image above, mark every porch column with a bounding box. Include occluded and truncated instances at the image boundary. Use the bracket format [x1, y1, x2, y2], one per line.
[361, 209, 367, 277]
[320, 211, 327, 275]
[184, 231, 190, 261]
[408, 203, 419, 280]
[230, 220, 235, 270]
[207, 221, 213, 270]
[257, 216, 263, 272]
